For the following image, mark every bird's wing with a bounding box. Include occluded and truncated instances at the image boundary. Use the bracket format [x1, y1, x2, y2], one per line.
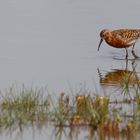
[112, 29, 140, 43]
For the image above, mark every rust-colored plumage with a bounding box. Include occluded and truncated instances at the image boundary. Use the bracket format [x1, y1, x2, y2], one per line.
[98, 29, 140, 59]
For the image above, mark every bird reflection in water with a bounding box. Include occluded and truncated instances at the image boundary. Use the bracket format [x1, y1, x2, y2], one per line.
[98, 60, 140, 88]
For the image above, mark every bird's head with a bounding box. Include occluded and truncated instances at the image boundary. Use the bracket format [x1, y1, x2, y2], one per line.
[98, 29, 110, 51]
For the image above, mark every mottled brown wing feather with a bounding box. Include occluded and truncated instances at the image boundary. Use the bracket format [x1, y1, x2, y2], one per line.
[111, 29, 140, 43]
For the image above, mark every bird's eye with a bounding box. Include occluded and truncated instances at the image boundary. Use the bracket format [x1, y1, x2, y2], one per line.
[100, 32, 106, 38]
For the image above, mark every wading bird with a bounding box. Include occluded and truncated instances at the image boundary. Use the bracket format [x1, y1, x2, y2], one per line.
[98, 29, 140, 59]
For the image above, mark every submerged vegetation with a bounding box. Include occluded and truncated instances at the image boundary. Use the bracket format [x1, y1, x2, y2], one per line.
[0, 60, 140, 139]
[0, 76, 140, 140]
[0, 87, 50, 130]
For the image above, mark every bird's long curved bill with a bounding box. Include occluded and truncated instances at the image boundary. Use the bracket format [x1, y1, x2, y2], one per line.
[98, 38, 103, 51]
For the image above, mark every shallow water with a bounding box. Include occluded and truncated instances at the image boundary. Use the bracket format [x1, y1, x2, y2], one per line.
[1, 0, 140, 139]
[0, 0, 140, 93]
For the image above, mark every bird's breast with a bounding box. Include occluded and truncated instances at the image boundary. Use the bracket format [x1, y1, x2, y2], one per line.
[105, 36, 131, 48]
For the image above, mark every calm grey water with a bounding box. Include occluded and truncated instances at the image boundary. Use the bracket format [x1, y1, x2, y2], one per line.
[1, 0, 140, 139]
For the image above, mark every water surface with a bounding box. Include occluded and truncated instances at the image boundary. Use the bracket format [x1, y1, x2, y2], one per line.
[1, 0, 140, 139]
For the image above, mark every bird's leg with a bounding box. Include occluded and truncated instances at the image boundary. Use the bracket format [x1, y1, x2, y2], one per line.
[125, 48, 128, 59]
[131, 43, 139, 58]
